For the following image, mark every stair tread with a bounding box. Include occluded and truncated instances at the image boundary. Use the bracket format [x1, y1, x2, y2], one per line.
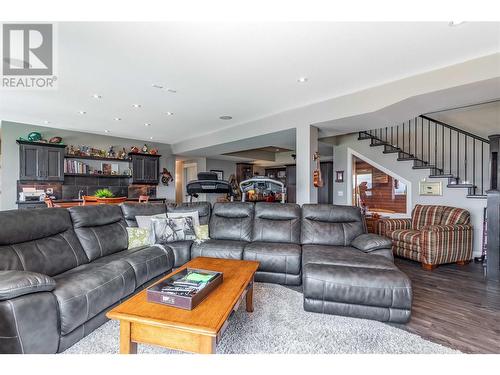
[447, 184, 476, 188]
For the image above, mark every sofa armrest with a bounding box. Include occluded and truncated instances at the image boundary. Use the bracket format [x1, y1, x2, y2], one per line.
[377, 218, 411, 236]
[351, 234, 392, 253]
[0, 270, 56, 301]
[420, 224, 472, 232]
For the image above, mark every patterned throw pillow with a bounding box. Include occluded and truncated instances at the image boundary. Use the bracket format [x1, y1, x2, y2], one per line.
[197, 224, 210, 241]
[149, 217, 197, 244]
[167, 211, 201, 236]
[127, 227, 151, 249]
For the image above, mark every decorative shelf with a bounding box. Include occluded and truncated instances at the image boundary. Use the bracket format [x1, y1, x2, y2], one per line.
[64, 155, 131, 162]
[64, 173, 131, 178]
[128, 152, 161, 158]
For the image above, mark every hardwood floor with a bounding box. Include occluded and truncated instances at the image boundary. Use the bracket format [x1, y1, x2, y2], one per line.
[394, 257, 500, 354]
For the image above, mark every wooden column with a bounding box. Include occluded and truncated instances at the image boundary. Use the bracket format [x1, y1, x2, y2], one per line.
[487, 134, 500, 281]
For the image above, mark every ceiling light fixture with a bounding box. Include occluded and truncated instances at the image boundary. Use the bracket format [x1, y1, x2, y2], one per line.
[132, 104, 142, 108]
[114, 117, 121, 121]
[448, 21, 465, 27]
[149, 136, 153, 140]
[43, 120, 50, 124]
[219, 115, 232, 120]
[78, 111, 86, 115]
[152, 84, 164, 89]
[92, 94, 102, 99]
[144, 123, 151, 127]
[165, 112, 174, 116]
[165, 88, 177, 93]
[104, 129, 110, 133]
[297, 77, 308, 83]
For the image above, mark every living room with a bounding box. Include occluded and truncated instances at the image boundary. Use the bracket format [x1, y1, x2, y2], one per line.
[1, 1, 500, 374]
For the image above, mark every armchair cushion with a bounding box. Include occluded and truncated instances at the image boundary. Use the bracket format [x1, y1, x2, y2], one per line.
[351, 234, 392, 252]
[411, 205, 443, 230]
[389, 229, 421, 247]
[0, 270, 56, 301]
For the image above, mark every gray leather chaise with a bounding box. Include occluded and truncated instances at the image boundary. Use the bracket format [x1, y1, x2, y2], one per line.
[0, 206, 174, 354]
[301, 204, 412, 323]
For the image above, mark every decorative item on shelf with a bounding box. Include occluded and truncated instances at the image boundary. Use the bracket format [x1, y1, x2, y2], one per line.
[94, 188, 114, 198]
[130, 146, 140, 153]
[149, 148, 158, 155]
[118, 147, 127, 159]
[107, 146, 116, 158]
[335, 170, 344, 183]
[27, 132, 42, 142]
[142, 144, 149, 153]
[67, 145, 76, 155]
[161, 168, 174, 185]
[49, 136, 62, 144]
[101, 163, 112, 175]
[313, 152, 323, 188]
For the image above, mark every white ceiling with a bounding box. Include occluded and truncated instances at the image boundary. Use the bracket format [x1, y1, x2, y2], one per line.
[1, 22, 499, 146]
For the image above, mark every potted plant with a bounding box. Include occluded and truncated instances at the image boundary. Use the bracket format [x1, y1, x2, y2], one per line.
[94, 188, 114, 198]
[93, 189, 128, 204]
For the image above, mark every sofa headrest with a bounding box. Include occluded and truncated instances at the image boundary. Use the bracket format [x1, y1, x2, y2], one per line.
[255, 202, 300, 221]
[166, 202, 211, 218]
[0, 208, 72, 245]
[302, 204, 362, 223]
[120, 202, 166, 220]
[212, 202, 254, 219]
[69, 205, 124, 228]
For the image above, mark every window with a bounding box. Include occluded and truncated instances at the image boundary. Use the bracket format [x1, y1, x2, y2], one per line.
[352, 156, 407, 214]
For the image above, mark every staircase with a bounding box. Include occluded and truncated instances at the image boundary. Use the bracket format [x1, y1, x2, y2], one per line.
[358, 115, 490, 199]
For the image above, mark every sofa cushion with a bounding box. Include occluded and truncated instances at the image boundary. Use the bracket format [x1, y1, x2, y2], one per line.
[69, 205, 129, 261]
[120, 203, 167, 227]
[389, 229, 421, 247]
[440, 206, 471, 226]
[92, 245, 174, 287]
[302, 244, 396, 270]
[164, 241, 192, 267]
[0, 208, 89, 276]
[301, 204, 365, 246]
[191, 239, 245, 260]
[252, 202, 301, 243]
[411, 204, 443, 230]
[166, 202, 211, 226]
[243, 242, 301, 275]
[209, 202, 254, 242]
[53, 260, 136, 335]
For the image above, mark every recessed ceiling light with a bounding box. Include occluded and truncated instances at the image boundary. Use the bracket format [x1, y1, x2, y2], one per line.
[448, 21, 465, 27]
[104, 129, 110, 133]
[165, 88, 177, 93]
[149, 136, 153, 140]
[132, 104, 142, 108]
[165, 112, 174, 116]
[297, 77, 308, 83]
[92, 94, 102, 99]
[152, 84, 164, 89]
[144, 123, 151, 127]
[219, 115, 232, 120]
[78, 111, 86, 115]
[114, 117, 121, 121]
[43, 120, 50, 124]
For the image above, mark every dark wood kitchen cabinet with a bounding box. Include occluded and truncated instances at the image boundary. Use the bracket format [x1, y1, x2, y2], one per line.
[17, 140, 65, 182]
[129, 153, 161, 184]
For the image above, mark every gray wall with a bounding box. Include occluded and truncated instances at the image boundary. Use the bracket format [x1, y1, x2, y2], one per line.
[332, 133, 486, 256]
[0, 121, 176, 210]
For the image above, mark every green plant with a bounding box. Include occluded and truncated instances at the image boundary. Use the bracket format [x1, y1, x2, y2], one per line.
[94, 188, 114, 198]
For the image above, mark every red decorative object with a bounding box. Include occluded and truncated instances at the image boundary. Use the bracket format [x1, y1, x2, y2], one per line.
[130, 146, 140, 153]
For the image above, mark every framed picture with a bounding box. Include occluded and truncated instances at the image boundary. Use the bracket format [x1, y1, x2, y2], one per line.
[335, 170, 344, 183]
[419, 181, 442, 196]
[211, 169, 224, 180]
[101, 163, 112, 175]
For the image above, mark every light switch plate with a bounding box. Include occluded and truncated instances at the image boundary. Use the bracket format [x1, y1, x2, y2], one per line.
[337, 191, 344, 196]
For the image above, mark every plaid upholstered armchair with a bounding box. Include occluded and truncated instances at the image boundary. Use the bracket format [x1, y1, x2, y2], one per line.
[377, 204, 473, 269]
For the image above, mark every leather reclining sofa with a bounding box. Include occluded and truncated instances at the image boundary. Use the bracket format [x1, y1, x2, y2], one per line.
[0, 202, 412, 354]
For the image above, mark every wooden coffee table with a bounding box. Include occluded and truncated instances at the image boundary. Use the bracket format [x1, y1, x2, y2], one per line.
[107, 257, 259, 354]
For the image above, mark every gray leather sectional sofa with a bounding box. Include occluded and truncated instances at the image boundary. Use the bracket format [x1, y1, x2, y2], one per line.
[0, 201, 412, 354]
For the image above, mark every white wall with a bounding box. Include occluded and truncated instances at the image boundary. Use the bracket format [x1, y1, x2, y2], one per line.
[0, 120, 176, 210]
[332, 133, 486, 256]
